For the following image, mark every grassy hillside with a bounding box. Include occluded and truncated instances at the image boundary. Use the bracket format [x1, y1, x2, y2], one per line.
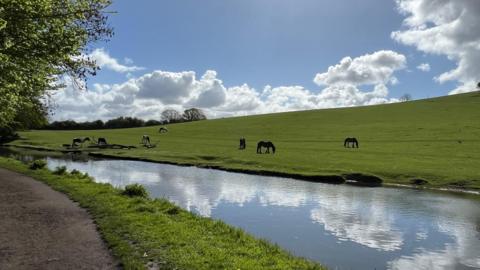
[10, 91, 480, 189]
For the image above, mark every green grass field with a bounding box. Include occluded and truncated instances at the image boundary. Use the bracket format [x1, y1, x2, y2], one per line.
[9, 91, 480, 189]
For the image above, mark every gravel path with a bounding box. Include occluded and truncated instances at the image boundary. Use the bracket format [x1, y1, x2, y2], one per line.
[0, 168, 118, 270]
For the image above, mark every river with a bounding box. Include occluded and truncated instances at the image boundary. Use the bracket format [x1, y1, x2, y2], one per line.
[1, 148, 479, 270]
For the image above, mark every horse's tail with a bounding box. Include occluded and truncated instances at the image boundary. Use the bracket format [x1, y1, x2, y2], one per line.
[344, 138, 348, 147]
[257, 142, 262, 153]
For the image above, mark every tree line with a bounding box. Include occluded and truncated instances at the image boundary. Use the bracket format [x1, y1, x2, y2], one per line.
[43, 108, 206, 130]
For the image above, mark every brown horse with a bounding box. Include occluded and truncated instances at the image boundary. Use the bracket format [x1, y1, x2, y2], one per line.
[257, 141, 275, 154]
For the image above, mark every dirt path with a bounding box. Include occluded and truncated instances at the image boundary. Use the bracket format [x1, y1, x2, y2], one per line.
[0, 168, 118, 270]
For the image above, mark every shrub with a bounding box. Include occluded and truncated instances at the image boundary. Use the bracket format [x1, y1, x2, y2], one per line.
[29, 159, 47, 170]
[165, 206, 180, 215]
[70, 169, 82, 176]
[122, 183, 148, 198]
[53, 166, 67, 175]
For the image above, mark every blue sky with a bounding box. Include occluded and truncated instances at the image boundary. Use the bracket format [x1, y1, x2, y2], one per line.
[54, 0, 479, 121]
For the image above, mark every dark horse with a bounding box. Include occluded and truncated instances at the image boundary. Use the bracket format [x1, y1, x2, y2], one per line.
[257, 141, 275, 154]
[159, 127, 168, 133]
[239, 137, 246, 150]
[92, 137, 107, 145]
[72, 137, 90, 148]
[344, 137, 359, 148]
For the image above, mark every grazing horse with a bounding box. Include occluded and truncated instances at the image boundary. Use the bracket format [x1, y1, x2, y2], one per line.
[93, 137, 108, 145]
[344, 137, 359, 148]
[239, 138, 246, 150]
[159, 127, 168, 133]
[141, 135, 151, 146]
[72, 137, 90, 148]
[257, 141, 275, 154]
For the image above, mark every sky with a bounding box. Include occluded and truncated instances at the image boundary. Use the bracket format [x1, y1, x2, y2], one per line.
[52, 0, 480, 121]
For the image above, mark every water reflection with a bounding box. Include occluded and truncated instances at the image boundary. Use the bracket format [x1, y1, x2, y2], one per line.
[1, 148, 479, 270]
[310, 193, 404, 251]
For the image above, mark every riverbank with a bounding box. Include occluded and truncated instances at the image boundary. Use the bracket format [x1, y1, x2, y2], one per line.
[3, 144, 480, 196]
[0, 157, 324, 270]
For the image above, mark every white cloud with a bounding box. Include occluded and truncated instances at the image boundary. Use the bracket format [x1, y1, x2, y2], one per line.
[51, 50, 406, 121]
[135, 70, 195, 103]
[187, 70, 227, 108]
[313, 50, 406, 86]
[124, 57, 134, 65]
[88, 48, 144, 73]
[417, 63, 431, 72]
[392, 0, 480, 94]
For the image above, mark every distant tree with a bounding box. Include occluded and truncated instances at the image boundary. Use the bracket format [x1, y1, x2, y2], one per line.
[400, 93, 412, 102]
[44, 117, 155, 130]
[477, 82, 480, 89]
[183, 108, 207, 122]
[161, 109, 183, 123]
[105, 117, 145, 129]
[145, 119, 162, 126]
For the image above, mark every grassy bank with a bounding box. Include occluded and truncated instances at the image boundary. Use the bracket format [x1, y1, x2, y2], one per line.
[0, 157, 323, 270]
[8, 91, 480, 189]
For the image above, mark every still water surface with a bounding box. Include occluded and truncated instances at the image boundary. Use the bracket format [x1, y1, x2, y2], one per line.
[2, 149, 480, 270]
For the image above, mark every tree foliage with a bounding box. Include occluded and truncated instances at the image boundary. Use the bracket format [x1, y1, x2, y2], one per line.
[45, 117, 161, 130]
[399, 93, 412, 102]
[161, 109, 183, 123]
[0, 0, 113, 130]
[183, 108, 207, 122]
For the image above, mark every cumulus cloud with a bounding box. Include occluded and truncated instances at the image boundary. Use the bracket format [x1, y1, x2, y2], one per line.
[417, 63, 431, 72]
[392, 0, 480, 94]
[51, 50, 407, 121]
[314, 50, 406, 86]
[88, 48, 144, 73]
[187, 70, 227, 108]
[135, 70, 195, 103]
